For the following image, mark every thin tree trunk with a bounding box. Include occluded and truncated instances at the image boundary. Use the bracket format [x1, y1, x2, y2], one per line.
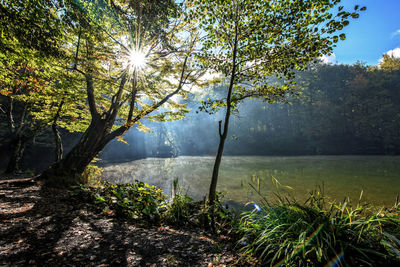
[209, 121, 228, 205]
[208, 18, 239, 206]
[6, 97, 15, 134]
[5, 136, 26, 174]
[52, 101, 64, 162]
[52, 126, 63, 162]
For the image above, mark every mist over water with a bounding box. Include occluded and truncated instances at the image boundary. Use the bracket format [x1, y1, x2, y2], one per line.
[103, 155, 400, 207]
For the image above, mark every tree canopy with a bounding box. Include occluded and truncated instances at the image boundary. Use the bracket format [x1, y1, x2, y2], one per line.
[0, 0, 367, 184]
[36, 0, 203, 183]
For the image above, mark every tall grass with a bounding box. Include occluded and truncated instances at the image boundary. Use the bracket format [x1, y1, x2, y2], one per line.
[165, 179, 235, 232]
[236, 187, 400, 266]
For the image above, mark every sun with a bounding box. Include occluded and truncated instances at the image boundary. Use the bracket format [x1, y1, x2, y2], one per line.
[129, 50, 147, 70]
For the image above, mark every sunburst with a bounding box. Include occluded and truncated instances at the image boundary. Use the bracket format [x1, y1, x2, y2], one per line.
[129, 50, 147, 70]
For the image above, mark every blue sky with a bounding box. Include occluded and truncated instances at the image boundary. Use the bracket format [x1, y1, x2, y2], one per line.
[329, 0, 400, 65]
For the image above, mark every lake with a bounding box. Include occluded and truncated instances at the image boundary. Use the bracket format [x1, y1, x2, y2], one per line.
[102, 156, 400, 207]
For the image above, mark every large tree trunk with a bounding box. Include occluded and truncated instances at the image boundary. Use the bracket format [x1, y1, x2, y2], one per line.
[39, 51, 189, 186]
[40, 116, 113, 185]
[5, 136, 26, 174]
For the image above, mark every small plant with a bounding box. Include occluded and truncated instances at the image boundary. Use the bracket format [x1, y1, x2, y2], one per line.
[163, 179, 236, 232]
[166, 191, 196, 225]
[163, 253, 179, 266]
[24, 169, 35, 176]
[82, 162, 103, 186]
[380, 199, 400, 259]
[164, 178, 199, 225]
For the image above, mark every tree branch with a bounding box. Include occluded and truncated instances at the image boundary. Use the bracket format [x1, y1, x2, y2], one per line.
[134, 56, 190, 121]
[107, 71, 127, 119]
[106, 55, 190, 143]
[85, 73, 99, 118]
[127, 72, 138, 122]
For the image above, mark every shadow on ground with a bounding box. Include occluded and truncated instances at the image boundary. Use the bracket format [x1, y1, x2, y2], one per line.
[0, 180, 237, 266]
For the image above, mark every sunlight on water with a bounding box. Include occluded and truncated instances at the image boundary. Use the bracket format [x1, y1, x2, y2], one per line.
[102, 156, 400, 207]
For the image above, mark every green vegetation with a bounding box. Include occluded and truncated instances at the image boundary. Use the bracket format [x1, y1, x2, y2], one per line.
[1, 0, 198, 181]
[80, 179, 400, 266]
[103, 58, 400, 160]
[81, 180, 234, 231]
[164, 179, 198, 225]
[1, 1, 399, 265]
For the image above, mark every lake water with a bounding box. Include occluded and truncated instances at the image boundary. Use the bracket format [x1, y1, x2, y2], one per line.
[102, 156, 400, 207]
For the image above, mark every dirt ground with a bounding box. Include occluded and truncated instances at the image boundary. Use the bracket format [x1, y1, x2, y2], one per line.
[0, 177, 243, 266]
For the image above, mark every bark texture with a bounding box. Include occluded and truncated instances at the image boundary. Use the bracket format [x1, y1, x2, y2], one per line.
[40, 116, 114, 185]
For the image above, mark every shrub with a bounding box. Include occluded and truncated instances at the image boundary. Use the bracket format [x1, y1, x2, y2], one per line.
[82, 181, 166, 224]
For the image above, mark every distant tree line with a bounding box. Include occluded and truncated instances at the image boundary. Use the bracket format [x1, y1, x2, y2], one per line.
[108, 59, 400, 159]
[226, 60, 400, 155]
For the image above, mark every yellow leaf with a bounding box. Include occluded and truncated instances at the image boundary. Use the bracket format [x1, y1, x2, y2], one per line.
[116, 135, 128, 144]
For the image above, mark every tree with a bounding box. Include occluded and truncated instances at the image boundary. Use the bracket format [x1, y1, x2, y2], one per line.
[0, 0, 64, 57]
[379, 54, 400, 71]
[187, 0, 365, 206]
[0, 44, 89, 173]
[0, 0, 91, 173]
[40, 0, 199, 184]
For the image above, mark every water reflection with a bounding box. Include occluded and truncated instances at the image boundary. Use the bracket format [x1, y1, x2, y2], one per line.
[102, 156, 400, 207]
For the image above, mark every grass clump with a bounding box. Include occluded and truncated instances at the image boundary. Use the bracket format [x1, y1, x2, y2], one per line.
[164, 179, 235, 232]
[236, 189, 400, 266]
[164, 178, 197, 225]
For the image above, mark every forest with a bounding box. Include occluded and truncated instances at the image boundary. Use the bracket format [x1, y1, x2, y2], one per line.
[100, 61, 400, 162]
[1, 0, 399, 266]
[4, 60, 400, 171]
